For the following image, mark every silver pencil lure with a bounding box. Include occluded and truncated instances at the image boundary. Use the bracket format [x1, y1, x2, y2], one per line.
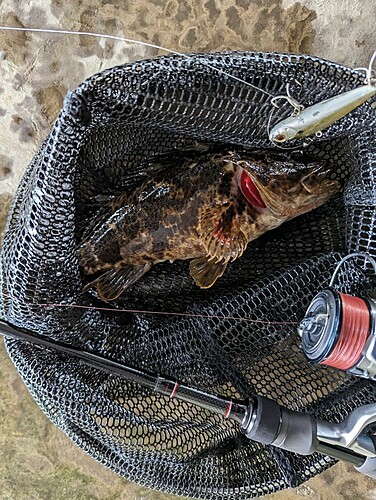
[269, 51, 376, 144]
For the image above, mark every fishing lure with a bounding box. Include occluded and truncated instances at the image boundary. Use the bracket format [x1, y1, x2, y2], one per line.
[269, 51, 376, 143]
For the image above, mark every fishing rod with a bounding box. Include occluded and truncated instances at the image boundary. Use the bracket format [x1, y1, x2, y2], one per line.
[2, 267, 376, 479]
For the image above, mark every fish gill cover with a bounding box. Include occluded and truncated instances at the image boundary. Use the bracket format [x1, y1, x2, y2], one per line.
[1, 52, 376, 498]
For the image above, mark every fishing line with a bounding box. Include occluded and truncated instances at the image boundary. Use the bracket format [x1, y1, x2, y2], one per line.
[367, 50, 376, 84]
[1, 292, 299, 325]
[38, 302, 299, 325]
[0, 26, 276, 98]
[355, 50, 376, 85]
[0, 25, 319, 147]
[0, 25, 315, 327]
[322, 252, 376, 370]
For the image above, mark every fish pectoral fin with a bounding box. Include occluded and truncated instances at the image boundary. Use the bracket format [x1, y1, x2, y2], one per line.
[84, 262, 152, 301]
[200, 205, 249, 263]
[189, 256, 228, 288]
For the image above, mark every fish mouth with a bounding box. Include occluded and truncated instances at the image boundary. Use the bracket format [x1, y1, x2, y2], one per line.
[238, 168, 266, 210]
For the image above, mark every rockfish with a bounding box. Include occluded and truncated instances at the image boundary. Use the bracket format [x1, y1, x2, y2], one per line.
[78, 149, 340, 301]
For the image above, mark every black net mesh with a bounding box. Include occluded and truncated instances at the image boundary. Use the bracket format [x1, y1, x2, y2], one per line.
[1, 51, 376, 499]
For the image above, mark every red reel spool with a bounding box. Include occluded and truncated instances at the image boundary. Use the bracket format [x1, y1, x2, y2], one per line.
[322, 293, 371, 371]
[300, 288, 376, 378]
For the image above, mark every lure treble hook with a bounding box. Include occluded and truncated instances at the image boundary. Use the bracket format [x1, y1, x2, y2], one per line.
[270, 82, 305, 116]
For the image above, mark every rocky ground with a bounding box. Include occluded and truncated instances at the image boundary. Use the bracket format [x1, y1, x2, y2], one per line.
[1, 0, 376, 498]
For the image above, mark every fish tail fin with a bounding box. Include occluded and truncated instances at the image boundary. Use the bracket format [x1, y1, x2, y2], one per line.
[83, 262, 152, 301]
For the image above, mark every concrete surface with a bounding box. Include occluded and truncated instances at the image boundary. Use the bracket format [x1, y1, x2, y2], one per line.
[1, 0, 376, 498]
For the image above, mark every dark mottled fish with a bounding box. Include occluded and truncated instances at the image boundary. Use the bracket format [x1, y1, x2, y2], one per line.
[78, 149, 340, 301]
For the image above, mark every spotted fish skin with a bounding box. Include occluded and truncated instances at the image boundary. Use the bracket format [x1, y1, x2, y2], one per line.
[78, 149, 340, 300]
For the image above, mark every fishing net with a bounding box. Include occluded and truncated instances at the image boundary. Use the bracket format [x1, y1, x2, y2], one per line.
[1, 51, 376, 499]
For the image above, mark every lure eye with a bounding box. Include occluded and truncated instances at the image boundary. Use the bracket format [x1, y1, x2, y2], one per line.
[274, 133, 287, 143]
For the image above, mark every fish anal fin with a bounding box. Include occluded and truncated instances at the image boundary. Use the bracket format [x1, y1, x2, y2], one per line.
[84, 262, 152, 301]
[189, 256, 228, 288]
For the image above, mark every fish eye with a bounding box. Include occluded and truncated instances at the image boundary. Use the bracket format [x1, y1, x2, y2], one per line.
[274, 133, 287, 143]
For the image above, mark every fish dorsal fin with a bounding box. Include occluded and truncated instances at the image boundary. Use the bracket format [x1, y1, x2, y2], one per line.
[189, 256, 228, 288]
[83, 263, 152, 301]
[199, 204, 249, 263]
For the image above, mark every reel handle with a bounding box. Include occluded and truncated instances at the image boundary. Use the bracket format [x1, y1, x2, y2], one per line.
[355, 455, 376, 479]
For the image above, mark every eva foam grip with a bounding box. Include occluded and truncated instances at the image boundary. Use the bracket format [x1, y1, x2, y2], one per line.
[243, 396, 318, 455]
